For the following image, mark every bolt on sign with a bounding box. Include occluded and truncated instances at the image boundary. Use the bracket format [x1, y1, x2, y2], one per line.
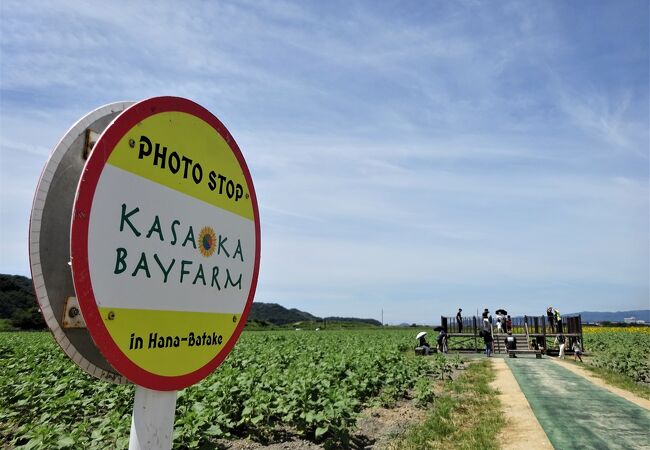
[69, 97, 260, 390]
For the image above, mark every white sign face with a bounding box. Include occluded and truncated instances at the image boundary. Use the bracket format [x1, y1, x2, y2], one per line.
[70, 97, 260, 390]
[29, 102, 133, 384]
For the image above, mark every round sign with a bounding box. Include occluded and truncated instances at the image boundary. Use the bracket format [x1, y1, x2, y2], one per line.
[70, 97, 260, 390]
[29, 102, 133, 384]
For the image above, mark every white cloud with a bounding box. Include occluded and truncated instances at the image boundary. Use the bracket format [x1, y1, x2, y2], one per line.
[1, 0, 647, 321]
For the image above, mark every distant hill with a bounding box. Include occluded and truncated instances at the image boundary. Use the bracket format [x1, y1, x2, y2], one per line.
[574, 310, 650, 323]
[249, 302, 381, 326]
[248, 302, 319, 324]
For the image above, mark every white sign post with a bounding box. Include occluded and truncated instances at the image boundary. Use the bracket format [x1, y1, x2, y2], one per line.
[128, 387, 178, 450]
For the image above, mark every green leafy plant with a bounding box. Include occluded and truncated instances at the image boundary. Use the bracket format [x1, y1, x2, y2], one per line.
[1, 329, 459, 449]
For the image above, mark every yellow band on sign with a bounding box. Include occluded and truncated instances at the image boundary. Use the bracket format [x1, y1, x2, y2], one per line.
[107, 112, 254, 221]
[99, 307, 241, 377]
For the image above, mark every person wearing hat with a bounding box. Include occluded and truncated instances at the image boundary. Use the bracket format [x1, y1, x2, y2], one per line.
[482, 308, 493, 330]
[417, 333, 431, 355]
[456, 308, 463, 333]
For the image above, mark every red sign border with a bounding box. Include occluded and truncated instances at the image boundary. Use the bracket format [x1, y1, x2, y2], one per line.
[70, 96, 261, 391]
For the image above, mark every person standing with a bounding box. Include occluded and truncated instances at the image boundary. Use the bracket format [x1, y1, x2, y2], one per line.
[506, 315, 513, 333]
[547, 307, 555, 333]
[481, 308, 490, 333]
[482, 308, 493, 326]
[482, 329, 494, 357]
[554, 308, 562, 333]
[482, 317, 491, 333]
[436, 329, 448, 354]
[572, 339, 583, 362]
[456, 308, 463, 333]
[555, 332, 566, 359]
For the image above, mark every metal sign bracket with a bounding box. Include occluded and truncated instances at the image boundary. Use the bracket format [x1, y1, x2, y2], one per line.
[62, 296, 86, 328]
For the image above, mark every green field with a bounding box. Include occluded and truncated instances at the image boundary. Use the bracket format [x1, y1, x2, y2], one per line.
[583, 327, 650, 384]
[5, 327, 648, 450]
[0, 330, 459, 449]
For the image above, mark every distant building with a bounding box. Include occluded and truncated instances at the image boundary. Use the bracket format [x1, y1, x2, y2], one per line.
[636, 320, 646, 325]
[623, 316, 637, 324]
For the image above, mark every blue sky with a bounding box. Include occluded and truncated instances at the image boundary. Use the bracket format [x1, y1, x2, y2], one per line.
[1, 1, 648, 323]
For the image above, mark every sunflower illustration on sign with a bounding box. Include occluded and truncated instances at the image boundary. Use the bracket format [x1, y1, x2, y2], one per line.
[198, 226, 217, 257]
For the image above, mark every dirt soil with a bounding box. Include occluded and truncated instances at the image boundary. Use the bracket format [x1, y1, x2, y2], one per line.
[490, 358, 553, 450]
[212, 399, 428, 450]
[352, 399, 428, 449]
[214, 437, 322, 450]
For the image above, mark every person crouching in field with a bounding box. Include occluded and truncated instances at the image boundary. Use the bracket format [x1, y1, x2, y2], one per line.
[504, 331, 517, 356]
[417, 334, 431, 355]
[572, 339, 583, 362]
[555, 332, 566, 359]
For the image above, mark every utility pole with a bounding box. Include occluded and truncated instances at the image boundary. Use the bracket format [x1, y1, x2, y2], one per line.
[381, 309, 384, 326]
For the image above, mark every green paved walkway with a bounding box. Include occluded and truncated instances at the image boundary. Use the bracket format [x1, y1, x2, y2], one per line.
[506, 358, 650, 450]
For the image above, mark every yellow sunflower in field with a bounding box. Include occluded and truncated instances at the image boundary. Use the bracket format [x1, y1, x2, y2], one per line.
[583, 325, 650, 335]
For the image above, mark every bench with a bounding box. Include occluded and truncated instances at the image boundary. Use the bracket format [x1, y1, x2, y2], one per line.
[507, 349, 542, 359]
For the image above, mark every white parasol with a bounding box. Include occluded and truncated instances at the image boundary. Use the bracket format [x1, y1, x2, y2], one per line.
[416, 331, 427, 340]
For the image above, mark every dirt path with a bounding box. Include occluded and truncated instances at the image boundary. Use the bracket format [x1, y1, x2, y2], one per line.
[490, 358, 553, 450]
[550, 358, 650, 410]
[506, 358, 650, 450]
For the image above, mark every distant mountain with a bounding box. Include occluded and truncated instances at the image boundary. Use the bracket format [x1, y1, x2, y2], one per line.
[248, 302, 319, 324]
[574, 310, 650, 323]
[249, 302, 381, 326]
